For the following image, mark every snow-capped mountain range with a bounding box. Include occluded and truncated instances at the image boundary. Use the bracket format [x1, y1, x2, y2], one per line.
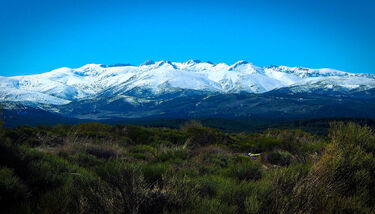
[1, 60, 375, 106]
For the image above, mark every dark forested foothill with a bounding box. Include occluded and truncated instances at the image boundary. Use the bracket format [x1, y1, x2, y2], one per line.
[0, 121, 374, 213]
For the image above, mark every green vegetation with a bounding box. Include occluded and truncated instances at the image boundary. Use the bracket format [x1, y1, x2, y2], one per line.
[0, 121, 374, 213]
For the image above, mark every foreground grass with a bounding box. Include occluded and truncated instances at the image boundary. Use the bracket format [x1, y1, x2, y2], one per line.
[0, 121, 374, 213]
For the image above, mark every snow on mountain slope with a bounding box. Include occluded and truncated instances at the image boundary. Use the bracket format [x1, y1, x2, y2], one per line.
[1, 60, 375, 105]
[0, 87, 69, 105]
[288, 76, 375, 92]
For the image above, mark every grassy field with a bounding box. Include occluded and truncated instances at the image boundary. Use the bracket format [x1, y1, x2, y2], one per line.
[0, 121, 374, 213]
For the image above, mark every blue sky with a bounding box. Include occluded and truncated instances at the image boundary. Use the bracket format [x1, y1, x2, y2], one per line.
[0, 0, 374, 76]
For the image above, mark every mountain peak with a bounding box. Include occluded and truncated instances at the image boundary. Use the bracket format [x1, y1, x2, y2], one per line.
[229, 61, 259, 73]
[185, 59, 201, 64]
[141, 59, 155, 66]
[80, 64, 102, 69]
[233, 60, 249, 65]
[1, 60, 375, 107]
[100, 63, 132, 68]
[156, 60, 177, 68]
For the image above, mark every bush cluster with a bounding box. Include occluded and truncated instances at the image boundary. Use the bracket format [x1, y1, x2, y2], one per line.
[0, 121, 373, 213]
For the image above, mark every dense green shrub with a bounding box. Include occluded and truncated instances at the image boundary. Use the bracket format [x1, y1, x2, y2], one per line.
[156, 129, 187, 145]
[244, 179, 273, 214]
[129, 145, 156, 155]
[86, 144, 119, 159]
[188, 197, 236, 214]
[272, 163, 311, 212]
[116, 136, 135, 146]
[74, 122, 112, 138]
[216, 178, 255, 213]
[196, 153, 229, 174]
[129, 145, 156, 160]
[151, 139, 174, 147]
[194, 175, 221, 197]
[231, 137, 283, 153]
[96, 160, 149, 213]
[153, 149, 189, 163]
[124, 125, 155, 145]
[277, 122, 375, 213]
[0, 167, 28, 211]
[142, 163, 171, 185]
[66, 152, 103, 168]
[267, 151, 291, 166]
[227, 160, 262, 181]
[1, 121, 374, 213]
[185, 125, 230, 147]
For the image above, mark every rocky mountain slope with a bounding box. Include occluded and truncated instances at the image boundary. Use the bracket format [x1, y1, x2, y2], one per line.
[1, 60, 375, 124]
[1, 60, 374, 105]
